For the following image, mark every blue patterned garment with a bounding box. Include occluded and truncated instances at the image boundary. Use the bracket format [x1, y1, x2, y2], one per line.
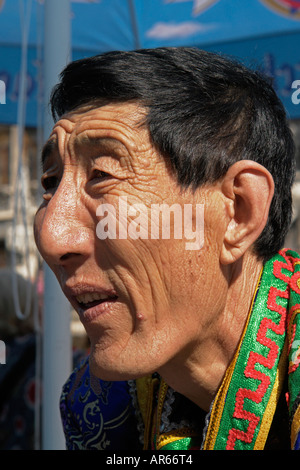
[0, 335, 37, 449]
[60, 357, 141, 450]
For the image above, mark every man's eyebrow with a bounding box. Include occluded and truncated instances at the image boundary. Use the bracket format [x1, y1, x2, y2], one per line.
[74, 136, 129, 155]
[41, 135, 130, 168]
[41, 139, 58, 167]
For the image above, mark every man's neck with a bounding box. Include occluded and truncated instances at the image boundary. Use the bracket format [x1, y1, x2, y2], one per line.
[158, 253, 263, 412]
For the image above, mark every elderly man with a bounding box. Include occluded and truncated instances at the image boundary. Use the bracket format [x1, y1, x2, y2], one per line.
[34, 47, 300, 450]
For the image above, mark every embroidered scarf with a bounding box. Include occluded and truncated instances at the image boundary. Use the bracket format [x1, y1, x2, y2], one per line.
[136, 249, 300, 450]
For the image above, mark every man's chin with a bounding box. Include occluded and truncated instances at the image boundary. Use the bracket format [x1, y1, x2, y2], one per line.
[88, 353, 155, 382]
[88, 354, 137, 382]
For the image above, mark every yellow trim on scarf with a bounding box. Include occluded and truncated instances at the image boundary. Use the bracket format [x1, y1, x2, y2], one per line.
[156, 428, 198, 450]
[154, 380, 168, 449]
[135, 375, 159, 450]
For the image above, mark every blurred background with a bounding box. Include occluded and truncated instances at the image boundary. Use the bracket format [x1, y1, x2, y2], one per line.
[0, 0, 300, 450]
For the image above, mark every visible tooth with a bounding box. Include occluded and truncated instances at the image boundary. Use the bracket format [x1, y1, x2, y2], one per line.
[99, 293, 110, 300]
[76, 292, 110, 304]
[90, 293, 109, 301]
[84, 294, 92, 303]
[76, 295, 84, 304]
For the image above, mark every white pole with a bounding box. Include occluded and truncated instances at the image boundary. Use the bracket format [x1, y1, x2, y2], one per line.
[42, 0, 72, 450]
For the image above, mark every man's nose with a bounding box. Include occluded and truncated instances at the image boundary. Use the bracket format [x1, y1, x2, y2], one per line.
[35, 179, 93, 268]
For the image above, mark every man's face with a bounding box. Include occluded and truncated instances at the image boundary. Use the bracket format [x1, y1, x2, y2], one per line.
[34, 102, 226, 380]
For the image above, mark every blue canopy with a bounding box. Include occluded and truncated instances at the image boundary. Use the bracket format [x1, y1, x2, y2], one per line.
[1, 0, 300, 126]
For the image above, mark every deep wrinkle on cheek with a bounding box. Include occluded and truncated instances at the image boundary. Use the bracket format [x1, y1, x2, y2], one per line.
[103, 244, 158, 324]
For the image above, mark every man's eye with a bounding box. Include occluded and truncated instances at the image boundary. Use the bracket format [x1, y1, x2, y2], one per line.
[91, 170, 111, 181]
[42, 175, 59, 190]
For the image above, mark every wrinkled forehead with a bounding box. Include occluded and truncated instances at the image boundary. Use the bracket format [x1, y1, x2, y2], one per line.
[41, 102, 150, 166]
[62, 101, 146, 126]
[51, 101, 148, 139]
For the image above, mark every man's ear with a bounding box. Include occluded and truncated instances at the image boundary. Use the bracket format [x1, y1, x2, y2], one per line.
[220, 160, 274, 265]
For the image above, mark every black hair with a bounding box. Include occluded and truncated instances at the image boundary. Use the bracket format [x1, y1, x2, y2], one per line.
[50, 47, 296, 262]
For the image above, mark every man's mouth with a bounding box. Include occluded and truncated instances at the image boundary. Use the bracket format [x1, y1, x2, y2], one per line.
[75, 292, 118, 310]
[63, 283, 119, 322]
